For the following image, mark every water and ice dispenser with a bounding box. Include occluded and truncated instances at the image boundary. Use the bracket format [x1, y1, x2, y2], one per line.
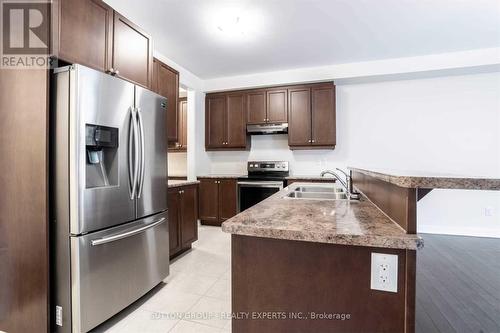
[85, 124, 119, 188]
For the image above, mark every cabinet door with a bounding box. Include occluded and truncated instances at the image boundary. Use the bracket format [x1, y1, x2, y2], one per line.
[112, 11, 153, 88]
[198, 179, 219, 224]
[219, 179, 238, 222]
[57, 0, 113, 72]
[246, 90, 267, 124]
[150, 58, 159, 93]
[311, 84, 336, 147]
[226, 93, 246, 148]
[180, 186, 198, 246]
[157, 61, 179, 142]
[266, 88, 288, 123]
[167, 189, 182, 256]
[179, 98, 188, 149]
[205, 95, 226, 149]
[288, 87, 311, 147]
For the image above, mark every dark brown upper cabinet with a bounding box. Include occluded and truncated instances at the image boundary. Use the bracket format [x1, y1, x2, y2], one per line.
[152, 58, 179, 143]
[246, 90, 267, 124]
[226, 93, 247, 148]
[169, 97, 187, 152]
[206, 94, 226, 149]
[205, 93, 248, 150]
[54, 0, 153, 88]
[112, 12, 153, 88]
[179, 98, 188, 149]
[288, 86, 311, 146]
[55, 0, 113, 73]
[246, 88, 287, 124]
[266, 88, 288, 123]
[288, 83, 336, 149]
[311, 84, 336, 147]
[206, 81, 334, 151]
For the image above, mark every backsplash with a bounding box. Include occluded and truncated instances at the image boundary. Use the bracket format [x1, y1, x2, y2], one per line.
[168, 152, 188, 176]
[207, 134, 345, 175]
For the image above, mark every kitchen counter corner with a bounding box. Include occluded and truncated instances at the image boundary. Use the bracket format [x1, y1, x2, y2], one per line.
[222, 182, 422, 250]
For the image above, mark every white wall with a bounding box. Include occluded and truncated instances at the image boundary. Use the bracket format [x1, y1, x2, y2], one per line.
[205, 71, 500, 237]
[168, 152, 187, 177]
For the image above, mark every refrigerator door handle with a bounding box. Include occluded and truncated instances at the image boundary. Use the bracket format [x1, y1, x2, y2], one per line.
[129, 107, 139, 200]
[90, 217, 166, 246]
[136, 107, 146, 198]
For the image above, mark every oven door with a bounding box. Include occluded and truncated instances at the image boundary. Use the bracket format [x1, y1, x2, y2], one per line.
[238, 181, 284, 212]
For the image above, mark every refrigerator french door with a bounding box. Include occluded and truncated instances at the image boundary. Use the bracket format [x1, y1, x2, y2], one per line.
[52, 64, 169, 333]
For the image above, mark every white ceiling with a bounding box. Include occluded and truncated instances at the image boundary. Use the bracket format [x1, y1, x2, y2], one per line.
[105, 0, 500, 79]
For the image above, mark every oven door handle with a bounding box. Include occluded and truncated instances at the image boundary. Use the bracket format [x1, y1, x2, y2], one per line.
[237, 181, 284, 188]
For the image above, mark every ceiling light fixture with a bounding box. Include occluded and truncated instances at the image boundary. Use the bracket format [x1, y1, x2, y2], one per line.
[206, 6, 264, 42]
[217, 15, 246, 37]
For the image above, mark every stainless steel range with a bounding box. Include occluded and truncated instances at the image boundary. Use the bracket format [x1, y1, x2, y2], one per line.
[237, 161, 289, 212]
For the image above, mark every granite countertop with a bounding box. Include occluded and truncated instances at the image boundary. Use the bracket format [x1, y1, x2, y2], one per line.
[222, 182, 422, 250]
[349, 167, 500, 190]
[197, 174, 247, 179]
[286, 175, 336, 181]
[168, 180, 200, 188]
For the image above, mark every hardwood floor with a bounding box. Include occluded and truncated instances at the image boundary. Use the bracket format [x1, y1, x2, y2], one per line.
[416, 234, 500, 333]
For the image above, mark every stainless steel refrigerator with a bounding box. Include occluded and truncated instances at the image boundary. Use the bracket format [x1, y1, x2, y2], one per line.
[51, 64, 169, 333]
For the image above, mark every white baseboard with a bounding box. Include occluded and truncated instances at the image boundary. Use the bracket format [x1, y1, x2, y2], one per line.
[418, 225, 500, 238]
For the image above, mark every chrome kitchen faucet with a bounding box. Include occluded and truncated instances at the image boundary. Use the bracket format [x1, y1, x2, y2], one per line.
[320, 168, 361, 200]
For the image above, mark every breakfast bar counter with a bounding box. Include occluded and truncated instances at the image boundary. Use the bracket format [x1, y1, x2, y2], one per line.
[222, 182, 422, 250]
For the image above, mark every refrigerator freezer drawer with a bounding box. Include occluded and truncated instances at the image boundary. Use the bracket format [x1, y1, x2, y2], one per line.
[70, 211, 169, 333]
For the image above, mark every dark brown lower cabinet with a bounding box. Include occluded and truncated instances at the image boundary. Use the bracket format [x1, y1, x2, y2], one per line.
[232, 235, 416, 333]
[198, 178, 238, 226]
[219, 179, 238, 222]
[168, 184, 198, 258]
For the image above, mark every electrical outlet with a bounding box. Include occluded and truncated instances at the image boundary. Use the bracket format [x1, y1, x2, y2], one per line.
[371, 253, 398, 293]
[484, 206, 493, 217]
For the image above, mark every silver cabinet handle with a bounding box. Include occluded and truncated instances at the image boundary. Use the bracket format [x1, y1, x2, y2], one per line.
[107, 67, 114, 74]
[91, 218, 166, 246]
[136, 107, 145, 198]
[312, 139, 315, 143]
[114, 70, 120, 75]
[128, 107, 139, 200]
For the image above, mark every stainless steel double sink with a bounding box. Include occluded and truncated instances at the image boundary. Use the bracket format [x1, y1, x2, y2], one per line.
[284, 185, 348, 200]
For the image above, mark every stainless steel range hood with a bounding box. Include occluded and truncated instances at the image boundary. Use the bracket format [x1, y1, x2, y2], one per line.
[247, 123, 288, 135]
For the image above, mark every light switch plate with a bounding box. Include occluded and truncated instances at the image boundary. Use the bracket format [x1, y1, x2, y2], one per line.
[371, 253, 398, 293]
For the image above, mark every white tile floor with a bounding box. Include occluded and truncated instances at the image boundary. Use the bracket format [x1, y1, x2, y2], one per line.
[91, 224, 232, 333]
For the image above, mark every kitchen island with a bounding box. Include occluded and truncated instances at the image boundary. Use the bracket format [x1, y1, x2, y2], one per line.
[222, 168, 500, 332]
[222, 182, 421, 333]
